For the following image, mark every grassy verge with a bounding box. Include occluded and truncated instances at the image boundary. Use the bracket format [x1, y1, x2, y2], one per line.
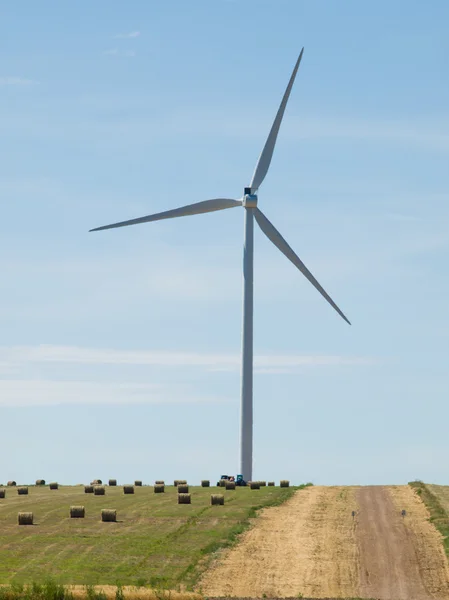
[408, 480, 449, 557]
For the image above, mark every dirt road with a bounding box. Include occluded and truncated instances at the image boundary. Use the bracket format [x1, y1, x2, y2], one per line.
[198, 485, 449, 599]
[357, 485, 449, 599]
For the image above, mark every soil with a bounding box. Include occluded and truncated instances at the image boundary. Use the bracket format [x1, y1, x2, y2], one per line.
[357, 485, 449, 600]
[198, 485, 449, 599]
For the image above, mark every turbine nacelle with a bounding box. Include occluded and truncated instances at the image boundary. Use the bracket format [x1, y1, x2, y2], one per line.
[243, 189, 258, 208]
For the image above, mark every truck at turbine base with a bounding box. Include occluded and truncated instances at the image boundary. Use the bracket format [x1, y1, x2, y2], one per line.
[215, 474, 247, 486]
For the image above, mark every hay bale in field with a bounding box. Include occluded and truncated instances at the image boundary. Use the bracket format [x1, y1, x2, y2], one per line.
[134, 480, 142, 486]
[218, 479, 226, 487]
[108, 479, 117, 486]
[249, 481, 260, 490]
[259, 481, 267, 486]
[18, 512, 33, 525]
[178, 493, 191, 504]
[84, 485, 94, 494]
[123, 485, 134, 494]
[154, 484, 164, 493]
[0, 489, 5, 498]
[70, 506, 85, 518]
[201, 480, 210, 487]
[280, 480, 290, 488]
[91, 479, 102, 485]
[94, 486, 105, 496]
[155, 480, 164, 485]
[177, 484, 189, 493]
[7, 481, 16, 487]
[18, 486, 29, 495]
[211, 494, 224, 505]
[35, 479, 45, 486]
[174, 479, 187, 487]
[225, 481, 236, 490]
[49, 482, 59, 490]
[268, 481, 275, 486]
[101, 509, 116, 522]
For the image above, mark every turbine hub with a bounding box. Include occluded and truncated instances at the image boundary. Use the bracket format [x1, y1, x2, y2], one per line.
[243, 191, 258, 208]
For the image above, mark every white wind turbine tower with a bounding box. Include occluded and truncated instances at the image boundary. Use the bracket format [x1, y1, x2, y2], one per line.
[90, 48, 351, 482]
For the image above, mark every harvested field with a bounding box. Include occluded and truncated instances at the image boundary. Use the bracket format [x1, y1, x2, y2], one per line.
[0, 483, 295, 587]
[199, 485, 449, 599]
[199, 485, 359, 598]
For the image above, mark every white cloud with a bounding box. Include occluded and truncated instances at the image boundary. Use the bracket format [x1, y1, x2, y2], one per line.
[0, 379, 230, 407]
[0, 77, 38, 85]
[0, 344, 376, 371]
[0, 345, 375, 407]
[102, 49, 136, 57]
[114, 31, 140, 39]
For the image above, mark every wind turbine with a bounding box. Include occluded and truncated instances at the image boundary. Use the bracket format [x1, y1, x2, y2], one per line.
[90, 48, 350, 482]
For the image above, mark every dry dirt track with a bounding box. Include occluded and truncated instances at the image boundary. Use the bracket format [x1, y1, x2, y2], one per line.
[198, 485, 449, 599]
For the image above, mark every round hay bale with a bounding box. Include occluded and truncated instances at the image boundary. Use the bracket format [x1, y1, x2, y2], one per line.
[49, 482, 59, 490]
[91, 479, 102, 485]
[123, 485, 134, 495]
[70, 506, 85, 518]
[108, 479, 117, 486]
[155, 480, 164, 485]
[280, 480, 290, 488]
[35, 479, 45, 486]
[178, 493, 191, 504]
[218, 479, 227, 487]
[268, 481, 275, 486]
[225, 481, 236, 490]
[134, 480, 142, 487]
[211, 494, 224, 506]
[249, 481, 260, 490]
[174, 479, 187, 487]
[259, 481, 267, 487]
[0, 489, 5, 498]
[201, 480, 210, 487]
[94, 486, 105, 496]
[154, 484, 165, 493]
[18, 486, 29, 495]
[177, 484, 189, 494]
[101, 509, 117, 522]
[7, 481, 16, 487]
[18, 512, 33, 525]
[84, 485, 94, 494]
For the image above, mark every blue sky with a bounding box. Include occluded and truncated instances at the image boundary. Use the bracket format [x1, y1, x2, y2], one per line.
[1, 0, 448, 486]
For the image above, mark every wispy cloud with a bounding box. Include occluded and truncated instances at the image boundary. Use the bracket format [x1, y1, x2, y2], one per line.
[114, 31, 140, 39]
[0, 345, 376, 406]
[384, 213, 421, 222]
[0, 344, 376, 371]
[0, 379, 230, 407]
[102, 49, 136, 57]
[0, 77, 38, 86]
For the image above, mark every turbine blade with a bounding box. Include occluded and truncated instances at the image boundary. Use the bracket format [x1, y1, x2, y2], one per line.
[90, 198, 242, 232]
[249, 48, 304, 192]
[254, 208, 350, 325]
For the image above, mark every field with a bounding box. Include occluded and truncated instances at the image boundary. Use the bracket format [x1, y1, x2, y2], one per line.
[1, 482, 449, 600]
[199, 484, 449, 599]
[0, 483, 297, 589]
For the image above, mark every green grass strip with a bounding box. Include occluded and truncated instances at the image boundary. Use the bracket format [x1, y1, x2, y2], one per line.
[408, 480, 449, 556]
